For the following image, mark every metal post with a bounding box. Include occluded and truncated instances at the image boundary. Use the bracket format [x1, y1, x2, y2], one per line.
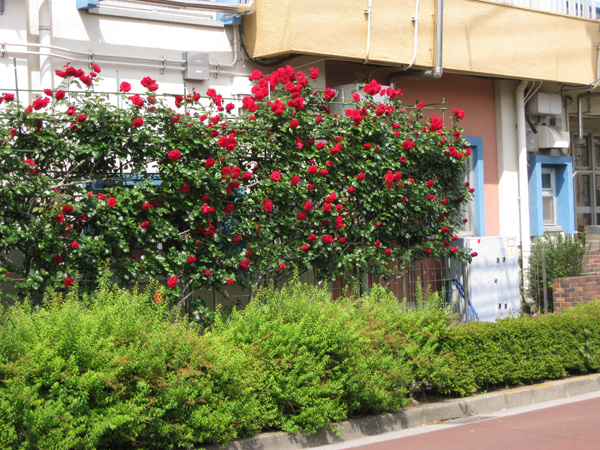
[541, 248, 548, 314]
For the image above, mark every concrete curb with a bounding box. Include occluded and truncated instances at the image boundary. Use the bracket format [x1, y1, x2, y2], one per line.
[203, 373, 600, 450]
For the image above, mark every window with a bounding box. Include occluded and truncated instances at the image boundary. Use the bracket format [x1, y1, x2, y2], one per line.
[541, 168, 557, 227]
[528, 155, 575, 236]
[460, 137, 486, 237]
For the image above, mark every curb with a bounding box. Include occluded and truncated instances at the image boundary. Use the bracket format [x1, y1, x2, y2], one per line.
[203, 373, 600, 450]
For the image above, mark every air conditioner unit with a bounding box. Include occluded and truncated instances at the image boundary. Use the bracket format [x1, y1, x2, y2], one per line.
[527, 125, 570, 151]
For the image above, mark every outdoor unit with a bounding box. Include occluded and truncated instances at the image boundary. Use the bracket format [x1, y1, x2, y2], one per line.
[449, 236, 520, 322]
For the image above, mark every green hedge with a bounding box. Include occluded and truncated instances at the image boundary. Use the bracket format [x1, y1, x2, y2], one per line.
[1, 279, 600, 449]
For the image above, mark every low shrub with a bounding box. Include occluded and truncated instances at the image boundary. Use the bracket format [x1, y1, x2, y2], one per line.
[1, 277, 600, 449]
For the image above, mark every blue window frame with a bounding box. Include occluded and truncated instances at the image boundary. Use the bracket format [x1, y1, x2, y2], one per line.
[463, 136, 486, 237]
[528, 154, 575, 236]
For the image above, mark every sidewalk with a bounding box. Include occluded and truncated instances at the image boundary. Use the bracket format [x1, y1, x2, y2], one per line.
[204, 373, 600, 450]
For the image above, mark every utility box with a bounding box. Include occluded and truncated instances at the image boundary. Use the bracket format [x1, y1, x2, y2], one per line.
[450, 236, 520, 322]
[526, 92, 562, 116]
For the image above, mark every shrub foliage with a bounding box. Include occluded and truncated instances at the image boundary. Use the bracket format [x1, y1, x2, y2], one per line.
[1, 278, 599, 449]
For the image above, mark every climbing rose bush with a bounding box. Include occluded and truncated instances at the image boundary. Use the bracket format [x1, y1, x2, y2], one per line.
[0, 63, 473, 303]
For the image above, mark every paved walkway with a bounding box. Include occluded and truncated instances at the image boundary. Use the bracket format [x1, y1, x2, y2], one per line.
[204, 374, 600, 450]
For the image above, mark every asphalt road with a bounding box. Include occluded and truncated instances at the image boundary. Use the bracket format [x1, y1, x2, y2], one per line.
[315, 395, 600, 450]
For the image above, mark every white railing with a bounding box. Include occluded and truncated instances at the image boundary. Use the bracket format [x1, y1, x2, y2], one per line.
[491, 0, 597, 19]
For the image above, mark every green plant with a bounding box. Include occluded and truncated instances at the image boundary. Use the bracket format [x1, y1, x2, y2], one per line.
[527, 232, 587, 312]
[0, 64, 473, 306]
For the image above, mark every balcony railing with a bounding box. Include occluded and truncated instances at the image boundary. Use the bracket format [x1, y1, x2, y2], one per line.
[491, 0, 597, 19]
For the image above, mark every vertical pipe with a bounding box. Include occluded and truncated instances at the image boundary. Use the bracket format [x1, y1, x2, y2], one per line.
[39, 0, 52, 91]
[541, 248, 548, 313]
[516, 81, 532, 280]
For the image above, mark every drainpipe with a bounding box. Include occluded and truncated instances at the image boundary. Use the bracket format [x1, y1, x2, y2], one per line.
[39, 0, 52, 91]
[516, 81, 531, 264]
[363, 0, 373, 64]
[388, 0, 443, 85]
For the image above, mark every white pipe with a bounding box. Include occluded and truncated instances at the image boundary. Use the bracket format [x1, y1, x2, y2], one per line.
[516, 81, 531, 262]
[118, 0, 255, 15]
[363, 0, 373, 64]
[216, 25, 239, 68]
[3, 42, 186, 64]
[403, 0, 420, 71]
[423, 0, 443, 78]
[3, 49, 185, 71]
[39, 0, 52, 90]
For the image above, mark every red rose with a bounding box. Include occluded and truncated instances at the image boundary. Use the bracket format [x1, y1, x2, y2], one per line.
[375, 222, 381, 227]
[429, 115, 443, 132]
[142, 202, 152, 211]
[471, 252, 478, 257]
[416, 102, 425, 110]
[425, 248, 432, 255]
[308, 234, 317, 242]
[278, 263, 286, 270]
[187, 256, 196, 264]
[303, 201, 312, 212]
[3, 93, 14, 102]
[427, 194, 435, 200]
[309, 67, 319, 79]
[263, 199, 273, 212]
[107, 197, 117, 208]
[71, 241, 79, 249]
[441, 227, 450, 233]
[297, 212, 307, 220]
[167, 276, 178, 287]
[291, 175, 301, 186]
[308, 164, 318, 175]
[62, 205, 74, 214]
[140, 221, 150, 229]
[289, 119, 300, 129]
[132, 117, 144, 128]
[450, 247, 458, 253]
[319, 169, 328, 176]
[153, 291, 163, 303]
[307, 184, 315, 190]
[374, 240, 381, 248]
[119, 81, 131, 92]
[52, 255, 63, 264]
[64, 277, 74, 288]
[301, 244, 310, 251]
[205, 158, 215, 168]
[384, 249, 392, 256]
[66, 106, 77, 116]
[76, 114, 87, 123]
[347, 187, 357, 194]
[225, 278, 234, 285]
[322, 235, 334, 244]
[96, 193, 105, 200]
[270, 171, 282, 181]
[402, 140, 415, 151]
[322, 203, 332, 212]
[338, 237, 346, 244]
[141, 76, 159, 91]
[356, 172, 366, 181]
[323, 87, 336, 101]
[55, 90, 66, 100]
[168, 150, 181, 161]
[205, 269, 212, 276]
[453, 108, 465, 120]
[55, 213, 65, 223]
[470, 188, 475, 193]
[232, 235, 242, 243]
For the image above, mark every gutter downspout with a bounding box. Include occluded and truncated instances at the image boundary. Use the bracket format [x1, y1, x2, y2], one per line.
[363, 0, 373, 64]
[39, 0, 52, 91]
[388, 0, 443, 86]
[120, 0, 255, 15]
[516, 81, 531, 268]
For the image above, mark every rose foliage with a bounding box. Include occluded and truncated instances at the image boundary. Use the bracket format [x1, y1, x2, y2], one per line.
[0, 64, 473, 302]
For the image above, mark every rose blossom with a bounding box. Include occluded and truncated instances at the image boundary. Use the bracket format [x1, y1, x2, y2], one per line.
[263, 199, 273, 212]
[270, 171, 282, 181]
[71, 241, 79, 249]
[187, 256, 196, 264]
[225, 278, 234, 285]
[132, 117, 144, 128]
[64, 277, 74, 288]
[168, 150, 181, 161]
[167, 276, 178, 287]
[140, 221, 150, 229]
[277, 263, 286, 270]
